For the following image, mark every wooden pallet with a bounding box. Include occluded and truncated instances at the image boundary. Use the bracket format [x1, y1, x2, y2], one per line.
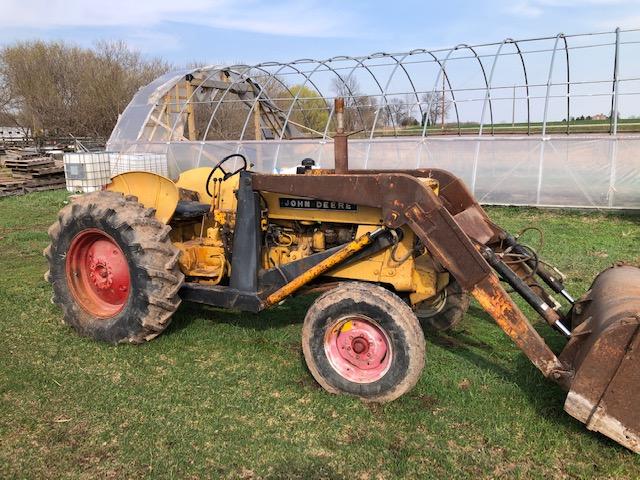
[25, 176, 65, 187]
[5, 157, 54, 171]
[13, 166, 64, 179]
[31, 166, 64, 176]
[0, 177, 26, 186]
[0, 177, 26, 196]
[0, 153, 67, 196]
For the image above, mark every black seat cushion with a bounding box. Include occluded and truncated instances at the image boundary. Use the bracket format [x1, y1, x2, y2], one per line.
[173, 201, 211, 220]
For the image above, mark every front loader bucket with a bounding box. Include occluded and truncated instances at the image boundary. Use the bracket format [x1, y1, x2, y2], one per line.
[560, 265, 640, 452]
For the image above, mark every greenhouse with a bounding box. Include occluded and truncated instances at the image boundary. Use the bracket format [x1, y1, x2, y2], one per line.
[105, 28, 640, 209]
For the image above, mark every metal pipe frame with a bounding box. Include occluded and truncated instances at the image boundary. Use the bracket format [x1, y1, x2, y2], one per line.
[109, 27, 639, 160]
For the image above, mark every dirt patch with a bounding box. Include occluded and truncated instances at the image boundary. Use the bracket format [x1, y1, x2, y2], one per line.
[458, 378, 471, 390]
[295, 376, 322, 391]
[417, 394, 439, 410]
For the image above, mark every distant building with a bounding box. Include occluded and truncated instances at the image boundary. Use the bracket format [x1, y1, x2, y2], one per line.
[0, 127, 30, 142]
[591, 113, 608, 121]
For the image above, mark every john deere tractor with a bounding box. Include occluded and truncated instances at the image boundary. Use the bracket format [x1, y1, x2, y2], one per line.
[45, 103, 640, 451]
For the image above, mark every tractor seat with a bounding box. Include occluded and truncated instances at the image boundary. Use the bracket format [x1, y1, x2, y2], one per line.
[173, 201, 211, 221]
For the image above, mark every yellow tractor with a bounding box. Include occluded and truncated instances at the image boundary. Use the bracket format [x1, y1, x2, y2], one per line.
[45, 103, 640, 452]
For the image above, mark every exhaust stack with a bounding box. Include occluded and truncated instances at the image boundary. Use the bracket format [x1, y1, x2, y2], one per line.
[334, 97, 349, 174]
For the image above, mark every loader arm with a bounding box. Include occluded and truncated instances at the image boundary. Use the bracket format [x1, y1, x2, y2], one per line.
[251, 172, 573, 386]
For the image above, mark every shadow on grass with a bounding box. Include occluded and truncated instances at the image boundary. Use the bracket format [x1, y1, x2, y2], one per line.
[422, 326, 514, 382]
[164, 294, 317, 337]
[166, 286, 592, 437]
[263, 460, 343, 480]
[423, 309, 579, 430]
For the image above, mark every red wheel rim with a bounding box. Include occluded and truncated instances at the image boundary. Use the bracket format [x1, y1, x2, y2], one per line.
[66, 229, 131, 318]
[324, 315, 392, 383]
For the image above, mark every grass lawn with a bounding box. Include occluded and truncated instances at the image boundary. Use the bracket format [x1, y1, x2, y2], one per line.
[1, 190, 639, 479]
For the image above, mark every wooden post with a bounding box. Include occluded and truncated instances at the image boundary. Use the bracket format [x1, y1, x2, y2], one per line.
[186, 81, 197, 141]
[253, 102, 262, 140]
[164, 93, 171, 139]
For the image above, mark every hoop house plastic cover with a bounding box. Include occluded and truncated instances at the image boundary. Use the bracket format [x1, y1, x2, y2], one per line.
[106, 30, 640, 210]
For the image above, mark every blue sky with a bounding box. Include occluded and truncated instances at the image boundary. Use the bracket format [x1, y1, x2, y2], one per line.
[1, 0, 639, 121]
[0, 0, 637, 65]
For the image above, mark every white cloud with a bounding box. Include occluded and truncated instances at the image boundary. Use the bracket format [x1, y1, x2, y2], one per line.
[0, 0, 358, 37]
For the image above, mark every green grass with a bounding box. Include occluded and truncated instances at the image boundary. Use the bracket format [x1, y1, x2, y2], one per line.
[373, 118, 640, 137]
[0, 191, 639, 479]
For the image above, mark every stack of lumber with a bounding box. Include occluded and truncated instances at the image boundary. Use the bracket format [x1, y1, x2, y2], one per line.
[0, 152, 65, 197]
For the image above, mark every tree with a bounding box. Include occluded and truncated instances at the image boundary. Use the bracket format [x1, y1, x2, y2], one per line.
[381, 95, 421, 129]
[0, 40, 169, 138]
[421, 92, 451, 126]
[384, 98, 406, 127]
[331, 76, 378, 133]
[288, 85, 329, 135]
[0, 79, 21, 128]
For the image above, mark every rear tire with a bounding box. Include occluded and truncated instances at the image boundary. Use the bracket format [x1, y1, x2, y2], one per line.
[302, 282, 425, 403]
[44, 191, 184, 344]
[416, 280, 470, 331]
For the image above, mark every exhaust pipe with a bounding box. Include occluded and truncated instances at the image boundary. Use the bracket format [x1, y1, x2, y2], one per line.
[334, 97, 349, 174]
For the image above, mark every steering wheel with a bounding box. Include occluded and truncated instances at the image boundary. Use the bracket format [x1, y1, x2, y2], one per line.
[205, 153, 248, 197]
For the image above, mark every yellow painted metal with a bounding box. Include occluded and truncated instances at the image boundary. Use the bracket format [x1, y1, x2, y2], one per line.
[264, 230, 378, 307]
[175, 241, 226, 281]
[325, 226, 438, 301]
[263, 226, 439, 300]
[326, 226, 409, 291]
[341, 320, 354, 333]
[175, 167, 240, 211]
[419, 177, 439, 195]
[263, 231, 314, 268]
[173, 225, 227, 281]
[108, 167, 441, 302]
[175, 167, 215, 201]
[409, 255, 439, 305]
[312, 230, 325, 251]
[107, 171, 179, 224]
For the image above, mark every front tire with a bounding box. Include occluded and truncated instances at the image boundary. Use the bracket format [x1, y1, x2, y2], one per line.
[416, 280, 470, 331]
[302, 282, 425, 403]
[44, 191, 184, 344]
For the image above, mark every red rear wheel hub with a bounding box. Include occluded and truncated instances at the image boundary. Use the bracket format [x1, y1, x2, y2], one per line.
[324, 316, 392, 384]
[66, 229, 131, 318]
